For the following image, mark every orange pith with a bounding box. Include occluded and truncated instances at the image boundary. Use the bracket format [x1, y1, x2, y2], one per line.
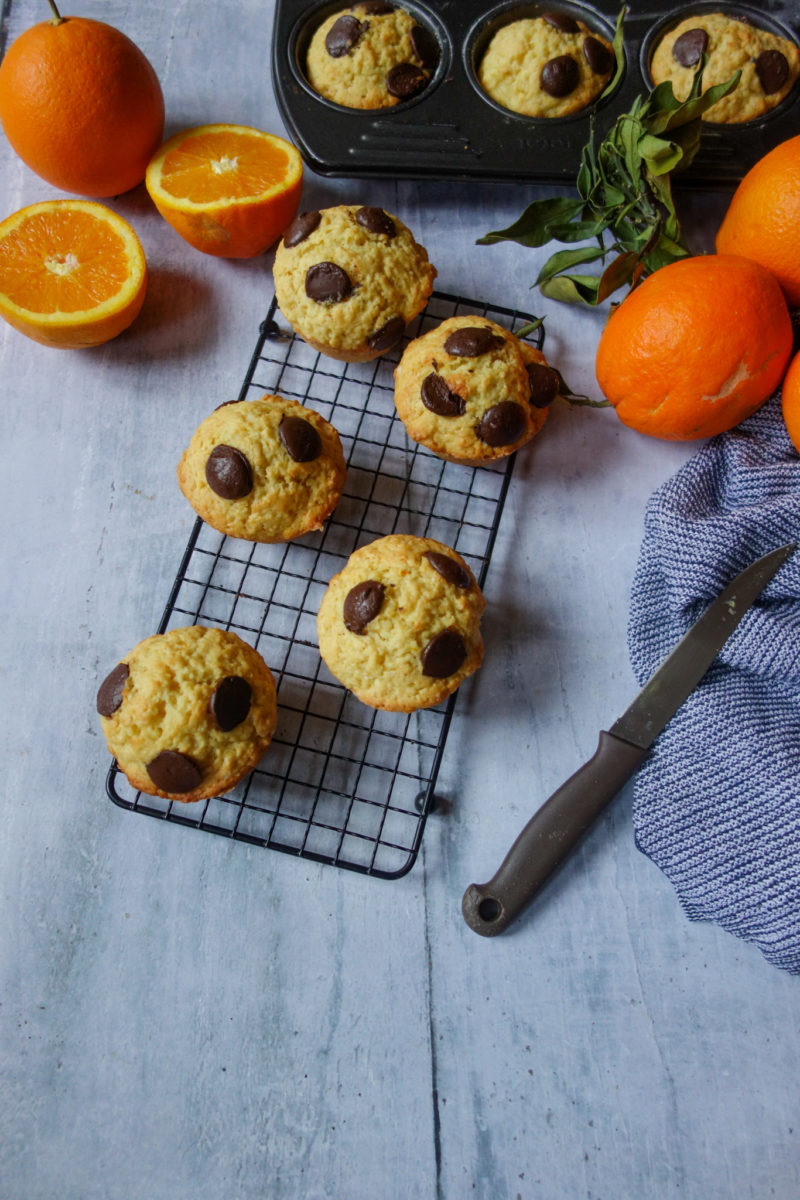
[595, 254, 792, 441]
[146, 124, 303, 259]
[0, 200, 147, 348]
[716, 134, 800, 307]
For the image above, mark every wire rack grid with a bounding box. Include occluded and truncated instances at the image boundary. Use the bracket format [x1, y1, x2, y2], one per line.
[106, 289, 545, 879]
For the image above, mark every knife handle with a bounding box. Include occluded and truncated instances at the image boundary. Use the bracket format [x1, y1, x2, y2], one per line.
[461, 731, 649, 937]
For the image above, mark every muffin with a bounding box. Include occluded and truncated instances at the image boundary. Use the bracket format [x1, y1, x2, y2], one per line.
[177, 394, 346, 543]
[97, 625, 277, 803]
[478, 11, 615, 118]
[305, 2, 440, 109]
[393, 315, 556, 465]
[649, 12, 800, 123]
[273, 204, 436, 362]
[317, 534, 486, 711]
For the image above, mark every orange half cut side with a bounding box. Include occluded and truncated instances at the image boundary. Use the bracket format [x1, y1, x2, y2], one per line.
[0, 199, 147, 348]
[145, 123, 303, 258]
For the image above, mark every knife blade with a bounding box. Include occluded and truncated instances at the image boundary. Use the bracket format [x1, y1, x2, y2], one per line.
[462, 541, 796, 938]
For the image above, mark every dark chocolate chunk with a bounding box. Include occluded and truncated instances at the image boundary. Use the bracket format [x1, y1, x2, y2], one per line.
[305, 261, 352, 303]
[386, 62, 428, 99]
[443, 326, 505, 358]
[367, 315, 405, 353]
[540, 54, 580, 97]
[421, 372, 465, 417]
[756, 49, 790, 94]
[542, 12, 580, 34]
[146, 750, 203, 794]
[209, 675, 252, 732]
[279, 413, 322, 463]
[424, 551, 471, 589]
[672, 28, 708, 68]
[205, 444, 253, 500]
[325, 14, 366, 58]
[283, 210, 321, 248]
[583, 35, 614, 75]
[421, 628, 467, 678]
[410, 23, 439, 71]
[359, 1, 394, 12]
[476, 401, 527, 447]
[343, 580, 386, 634]
[96, 662, 129, 717]
[356, 206, 396, 238]
[527, 362, 560, 408]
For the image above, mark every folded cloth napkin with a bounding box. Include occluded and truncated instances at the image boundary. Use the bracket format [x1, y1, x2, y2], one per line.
[627, 387, 800, 973]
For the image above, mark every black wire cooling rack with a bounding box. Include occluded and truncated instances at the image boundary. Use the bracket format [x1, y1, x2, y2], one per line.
[106, 289, 545, 878]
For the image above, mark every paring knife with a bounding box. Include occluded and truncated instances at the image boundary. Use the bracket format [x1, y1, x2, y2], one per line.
[462, 542, 796, 938]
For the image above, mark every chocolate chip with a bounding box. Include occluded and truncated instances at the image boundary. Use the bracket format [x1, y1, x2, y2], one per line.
[443, 326, 505, 358]
[476, 401, 527, 447]
[386, 62, 428, 99]
[96, 662, 129, 717]
[356, 206, 396, 237]
[343, 580, 385, 634]
[146, 750, 203, 794]
[421, 372, 466, 417]
[540, 54, 580, 97]
[209, 675, 252, 732]
[756, 49, 790, 94]
[283, 210, 321, 248]
[359, 1, 394, 12]
[672, 28, 708, 68]
[325, 14, 366, 58]
[527, 362, 560, 408]
[410, 24, 439, 71]
[421, 628, 467, 678]
[542, 12, 580, 34]
[205, 445, 253, 500]
[279, 413, 322, 463]
[367, 315, 405, 353]
[305, 262, 352, 303]
[424, 551, 471, 589]
[583, 35, 613, 75]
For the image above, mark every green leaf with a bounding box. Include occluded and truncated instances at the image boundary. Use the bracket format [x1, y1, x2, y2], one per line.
[476, 195, 584, 247]
[599, 3, 628, 101]
[536, 244, 608, 285]
[596, 250, 641, 303]
[539, 273, 603, 305]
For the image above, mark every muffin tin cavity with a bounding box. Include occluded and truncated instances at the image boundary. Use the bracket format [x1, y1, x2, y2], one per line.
[272, 0, 800, 183]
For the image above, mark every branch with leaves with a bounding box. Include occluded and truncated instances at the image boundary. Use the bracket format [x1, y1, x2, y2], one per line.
[478, 8, 740, 306]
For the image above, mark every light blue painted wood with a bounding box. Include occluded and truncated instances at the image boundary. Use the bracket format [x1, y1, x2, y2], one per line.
[1, 3, 798, 1199]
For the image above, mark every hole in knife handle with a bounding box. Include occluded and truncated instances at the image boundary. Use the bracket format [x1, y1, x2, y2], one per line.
[477, 897, 501, 922]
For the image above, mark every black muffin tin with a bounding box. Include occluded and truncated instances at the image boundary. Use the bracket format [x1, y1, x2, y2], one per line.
[271, 0, 800, 185]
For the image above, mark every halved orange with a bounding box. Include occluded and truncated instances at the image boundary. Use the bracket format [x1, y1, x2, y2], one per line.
[145, 123, 303, 258]
[0, 199, 147, 348]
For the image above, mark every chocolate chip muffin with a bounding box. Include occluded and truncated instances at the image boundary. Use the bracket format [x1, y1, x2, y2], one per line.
[393, 316, 555, 465]
[273, 204, 436, 363]
[177, 395, 346, 543]
[317, 534, 486, 712]
[305, 2, 440, 109]
[97, 625, 277, 803]
[477, 11, 615, 118]
[649, 12, 800, 123]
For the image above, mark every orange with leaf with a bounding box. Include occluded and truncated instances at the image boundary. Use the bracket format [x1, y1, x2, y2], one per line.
[595, 255, 792, 441]
[0, 1, 164, 197]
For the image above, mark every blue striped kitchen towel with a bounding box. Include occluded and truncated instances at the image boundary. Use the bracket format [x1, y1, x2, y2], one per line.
[627, 388, 800, 973]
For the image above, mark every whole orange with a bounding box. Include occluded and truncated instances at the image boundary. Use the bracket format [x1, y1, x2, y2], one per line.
[595, 255, 792, 441]
[780, 348, 800, 455]
[716, 134, 800, 307]
[0, 9, 164, 198]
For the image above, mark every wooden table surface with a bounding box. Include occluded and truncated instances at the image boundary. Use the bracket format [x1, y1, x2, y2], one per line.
[2, 3, 799, 1198]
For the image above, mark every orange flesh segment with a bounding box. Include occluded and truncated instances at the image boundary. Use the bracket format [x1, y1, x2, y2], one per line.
[157, 131, 292, 202]
[0, 209, 129, 314]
